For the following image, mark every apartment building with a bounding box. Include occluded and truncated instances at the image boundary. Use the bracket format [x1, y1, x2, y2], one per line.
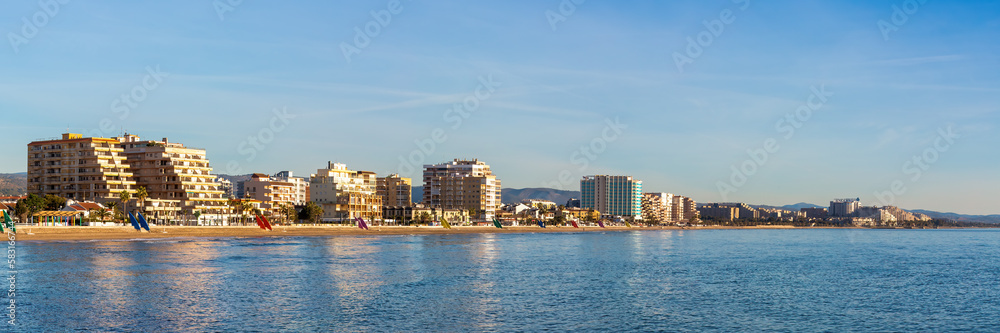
[422, 159, 502, 220]
[702, 202, 759, 220]
[310, 162, 382, 221]
[581, 175, 643, 219]
[800, 207, 828, 219]
[377, 174, 412, 207]
[243, 173, 295, 216]
[642, 193, 697, 223]
[274, 171, 309, 204]
[642, 193, 674, 223]
[27, 133, 136, 202]
[698, 206, 739, 221]
[829, 198, 861, 217]
[672, 195, 697, 222]
[119, 135, 229, 223]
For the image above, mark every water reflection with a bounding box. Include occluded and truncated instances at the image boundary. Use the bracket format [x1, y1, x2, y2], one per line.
[472, 233, 501, 331]
[20, 231, 1000, 331]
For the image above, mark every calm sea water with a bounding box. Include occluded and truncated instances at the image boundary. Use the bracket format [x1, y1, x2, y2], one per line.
[10, 229, 1000, 332]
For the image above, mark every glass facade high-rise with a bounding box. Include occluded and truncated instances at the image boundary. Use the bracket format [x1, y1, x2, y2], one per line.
[581, 175, 643, 219]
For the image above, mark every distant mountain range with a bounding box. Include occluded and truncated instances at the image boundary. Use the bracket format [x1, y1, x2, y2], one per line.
[216, 174, 252, 186]
[411, 186, 582, 205]
[909, 210, 1000, 224]
[501, 188, 581, 205]
[0, 173, 26, 196]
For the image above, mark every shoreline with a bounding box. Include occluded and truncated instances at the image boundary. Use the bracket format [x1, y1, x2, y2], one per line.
[10, 225, 979, 242]
[12, 225, 809, 241]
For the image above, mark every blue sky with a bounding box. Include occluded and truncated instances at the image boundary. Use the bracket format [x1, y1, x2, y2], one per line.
[1, 0, 998, 214]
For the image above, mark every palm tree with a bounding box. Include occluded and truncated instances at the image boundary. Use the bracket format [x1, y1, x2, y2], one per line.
[417, 212, 431, 226]
[119, 190, 131, 225]
[226, 198, 238, 225]
[134, 186, 148, 216]
[279, 204, 296, 224]
[240, 201, 254, 226]
[105, 201, 121, 225]
[90, 208, 110, 223]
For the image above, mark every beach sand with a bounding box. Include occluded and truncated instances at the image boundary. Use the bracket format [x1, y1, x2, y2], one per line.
[9, 224, 804, 241]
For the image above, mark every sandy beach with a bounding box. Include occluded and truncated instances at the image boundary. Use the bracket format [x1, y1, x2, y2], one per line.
[9, 224, 807, 241]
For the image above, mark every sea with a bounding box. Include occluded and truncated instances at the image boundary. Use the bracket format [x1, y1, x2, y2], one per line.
[9, 229, 1000, 332]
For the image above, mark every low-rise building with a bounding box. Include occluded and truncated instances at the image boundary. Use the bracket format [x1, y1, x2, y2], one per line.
[698, 206, 739, 221]
[801, 207, 828, 219]
[383, 205, 470, 225]
[565, 207, 600, 221]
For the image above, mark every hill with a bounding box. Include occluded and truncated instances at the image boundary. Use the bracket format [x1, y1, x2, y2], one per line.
[410, 186, 581, 206]
[0, 173, 27, 196]
[502, 188, 581, 205]
[909, 210, 1000, 224]
[216, 174, 252, 185]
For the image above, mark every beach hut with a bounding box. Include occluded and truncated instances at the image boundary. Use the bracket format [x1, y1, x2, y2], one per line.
[33, 211, 86, 226]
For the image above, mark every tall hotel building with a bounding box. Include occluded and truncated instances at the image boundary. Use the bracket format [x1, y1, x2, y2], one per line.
[829, 198, 861, 217]
[581, 175, 643, 219]
[27, 133, 136, 202]
[119, 135, 229, 218]
[310, 162, 382, 221]
[422, 159, 501, 220]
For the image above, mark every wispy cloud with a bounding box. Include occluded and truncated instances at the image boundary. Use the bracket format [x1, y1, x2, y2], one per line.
[871, 55, 966, 67]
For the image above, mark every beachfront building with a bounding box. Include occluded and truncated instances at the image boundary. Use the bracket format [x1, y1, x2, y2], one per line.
[643, 193, 697, 224]
[377, 174, 413, 207]
[581, 175, 643, 220]
[672, 195, 698, 222]
[120, 135, 230, 225]
[422, 159, 502, 221]
[698, 206, 739, 222]
[274, 171, 309, 205]
[310, 162, 382, 222]
[243, 172, 306, 217]
[27, 133, 136, 202]
[642, 193, 674, 224]
[703, 203, 759, 220]
[565, 207, 601, 221]
[801, 207, 828, 219]
[383, 204, 470, 225]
